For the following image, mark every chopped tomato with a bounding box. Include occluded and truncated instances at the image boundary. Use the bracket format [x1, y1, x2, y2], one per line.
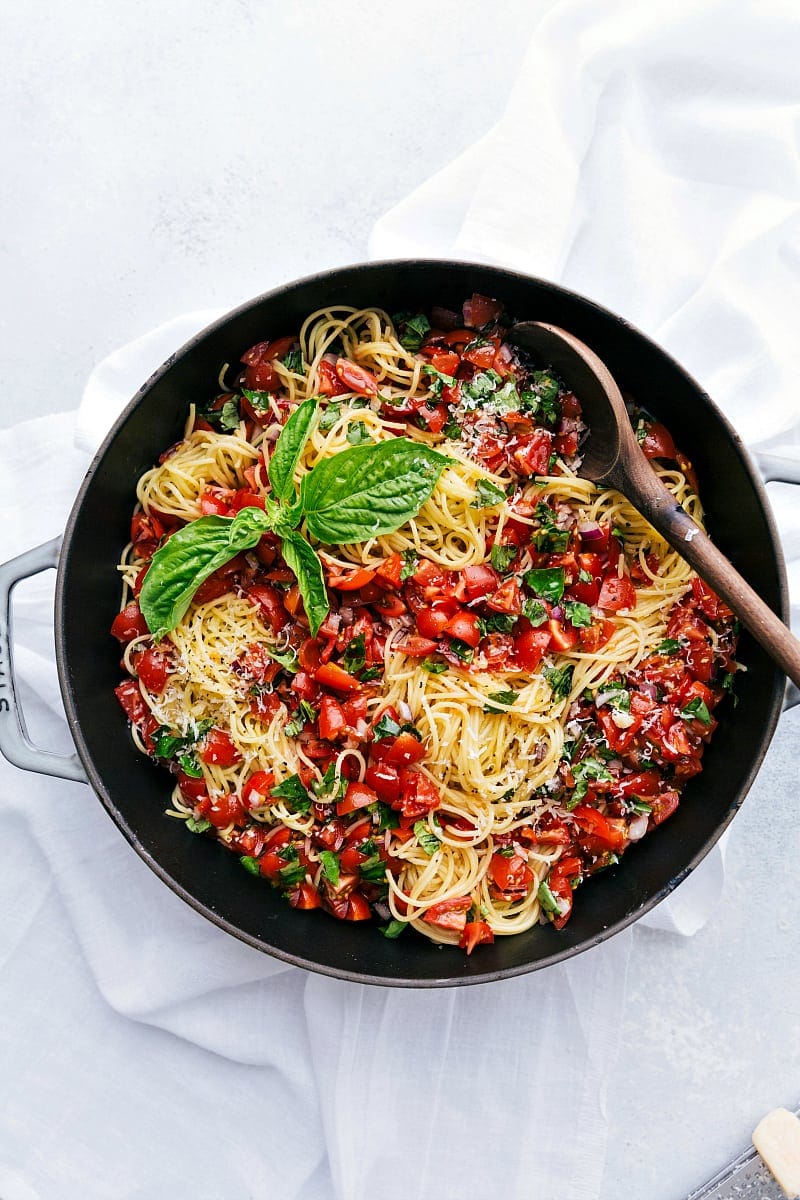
[489, 852, 533, 898]
[364, 762, 401, 804]
[245, 584, 289, 635]
[615, 770, 661, 799]
[416, 604, 455, 639]
[197, 791, 247, 829]
[343, 893, 372, 921]
[463, 293, 504, 328]
[459, 920, 494, 954]
[512, 430, 553, 476]
[241, 339, 287, 392]
[287, 881, 322, 909]
[651, 790, 680, 825]
[136, 648, 170, 693]
[200, 728, 242, 767]
[397, 769, 439, 819]
[463, 341, 498, 369]
[314, 662, 362, 692]
[423, 896, 471, 932]
[598, 571, 636, 613]
[597, 707, 643, 754]
[394, 635, 438, 657]
[459, 564, 498, 600]
[428, 348, 461, 375]
[548, 619, 579, 652]
[242, 771, 276, 808]
[384, 731, 427, 767]
[335, 358, 379, 396]
[641, 422, 677, 461]
[111, 602, 149, 643]
[442, 610, 482, 648]
[513, 626, 551, 670]
[177, 769, 209, 804]
[374, 553, 402, 589]
[336, 780, 378, 817]
[486, 578, 522, 615]
[316, 359, 350, 397]
[318, 695, 347, 741]
[114, 678, 147, 726]
[691, 578, 732, 622]
[578, 619, 615, 652]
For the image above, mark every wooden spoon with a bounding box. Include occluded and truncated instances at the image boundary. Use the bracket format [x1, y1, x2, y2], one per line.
[508, 320, 800, 689]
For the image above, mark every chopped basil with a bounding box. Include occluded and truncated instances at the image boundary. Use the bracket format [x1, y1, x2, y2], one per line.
[283, 713, 306, 738]
[722, 672, 739, 707]
[219, 397, 241, 431]
[178, 753, 203, 777]
[240, 388, 273, 415]
[393, 312, 431, 353]
[312, 763, 343, 801]
[531, 369, 560, 405]
[319, 402, 342, 431]
[460, 369, 501, 403]
[680, 697, 712, 725]
[373, 713, 402, 741]
[360, 665, 382, 682]
[342, 632, 366, 675]
[478, 612, 517, 635]
[578, 569, 594, 584]
[414, 820, 441, 856]
[359, 853, 388, 883]
[612, 525, 626, 543]
[281, 348, 305, 374]
[595, 681, 631, 713]
[568, 756, 614, 806]
[240, 855, 261, 876]
[630, 799, 652, 815]
[544, 664, 574, 699]
[532, 527, 570, 553]
[278, 860, 308, 887]
[265, 644, 300, 672]
[153, 727, 187, 759]
[422, 364, 456, 397]
[443, 418, 462, 439]
[449, 638, 475, 663]
[491, 379, 521, 414]
[318, 850, 340, 886]
[421, 656, 448, 674]
[656, 638, 681, 655]
[524, 567, 565, 603]
[471, 478, 507, 509]
[490, 543, 516, 573]
[400, 549, 419, 581]
[537, 880, 562, 915]
[380, 918, 407, 939]
[346, 420, 373, 446]
[563, 601, 593, 629]
[374, 801, 400, 830]
[484, 689, 518, 714]
[521, 598, 548, 625]
[185, 816, 211, 834]
[270, 773, 311, 813]
[299, 699, 316, 722]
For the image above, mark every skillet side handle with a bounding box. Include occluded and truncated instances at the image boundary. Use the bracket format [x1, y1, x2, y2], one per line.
[752, 450, 800, 712]
[0, 538, 87, 782]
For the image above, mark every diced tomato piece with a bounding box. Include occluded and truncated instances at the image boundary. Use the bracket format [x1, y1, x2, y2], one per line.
[178, 770, 209, 804]
[571, 804, 628, 851]
[374, 553, 402, 589]
[326, 565, 376, 591]
[424, 896, 471, 932]
[548, 619, 579, 652]
[197, 791, 247, 829]
[513, 626, 551, 670]
[242, 770, 276, 808]
[651, 790, 680, 825]
[691, 577, 732, 622]
[463, 294, 504, 328]
[685, 640, 714, 682]
[459, 920, 494, 954]
[335, 358, 379, 396]
[597, 707, 643, 754]
[337, 780, 379, 817]
[615, 770, 661, 799]
[512, 430, 553, 476]
[415, 604, 454, 639]
[243, 584, 289, 635]
[342, 694, 368, 727]
[111, 602, 149, 644]
[343, 893, 372, 921]
[318, 695, 347, 741]
[114, 678, 148, 726]
[316, 359, 350, 397]
[287, 881, 322, 909]
[598, 571, 637, 613]
[314, 662, 361, 692]
[199, 728, 242, 767]
[229, 489, 265, 514]
[486, 578, 522, 615]
[460, 564, 498, 600]
[364, 762, 401, 804]
[442, 610, 481, 648]
[394, 635, 439, 657]
[136, 648, 170, 693]
[397, 769, 439, 819]
[578, 619, 615, 651]
[489, 852, 533, 898]
[641, 422, 678, 461]
[428, 348, 461, 374]
[411, 558, 451, 594]
[463, 341, 498, 369]
[569, 576, 600, 606]
[384, 731, 427, 767]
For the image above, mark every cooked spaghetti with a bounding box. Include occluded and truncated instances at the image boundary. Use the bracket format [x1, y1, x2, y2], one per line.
[111, 294, 740, 952]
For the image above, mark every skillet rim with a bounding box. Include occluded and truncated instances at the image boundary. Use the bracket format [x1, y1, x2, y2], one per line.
[54, 258, 789, 987]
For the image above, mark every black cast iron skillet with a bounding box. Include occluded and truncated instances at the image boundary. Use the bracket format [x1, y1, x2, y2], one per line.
[1, 260, 798, 987]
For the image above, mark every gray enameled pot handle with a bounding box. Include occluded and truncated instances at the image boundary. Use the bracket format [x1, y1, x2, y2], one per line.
[0, 538, 87, 782]
[752, 450, 800, 711]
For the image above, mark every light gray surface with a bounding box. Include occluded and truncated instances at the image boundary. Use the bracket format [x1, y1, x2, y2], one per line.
[2, 4, 799, 1199]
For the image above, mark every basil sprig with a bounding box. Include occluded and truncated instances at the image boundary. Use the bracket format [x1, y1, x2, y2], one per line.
[140, 397, 451, 639]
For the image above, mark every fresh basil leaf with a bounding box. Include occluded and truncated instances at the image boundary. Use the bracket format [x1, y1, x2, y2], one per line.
[299, 438, 451, 545]
[484, 689, 518, 714]
[524, 567, 565, 603]
[414, 820, 441, 856]
[537, 880, 563, 915]
[680, 697, 712, 725]
[153, 727, 185, 759]
[219, 397, 241, 431]
[595, 681, 631, 713]
[186, 816, 212, 834]
[519, 389, 539, 414]
[319, 401, 342, 432]
[532, 527, 571, 553]
[318, 849, 340, 886]
[422, 364, 456, 396]
[268, 395, 319, 503]
[359, 853, 388, 883]
[279, 530, 329, 637]
[656, 638, 681, 655]
[478, 612, 517, 635]
[544, 664, 574, 699]
[139, 516, 253, 639]
[443, 418, 462, 439]
[491, 379, 521, 414]
[460, 369, 501, 404]
[240, 855, 261, 875]
[270, 773, 311, 813]
[346, 420, 373, 446]
[279, 860, 308, 887]
[284, 713, 306, 738]
[178, 753, 203, 778]
[421, 656, 447, 674]
[394, 312, 431, 353]
[228, 504, 275, 548]
[380, 918, 407, 939]
[281, 348, 305, 374]
[490, 543, 516, 573]
[400, 549, 419, 581]
[342, 632, 366, 674]
[471, 478, 507, 509]
[264, 644, 299, 673]
[568, 757, 614, 806]
[373, 713, 402, 741]
[722, 672, 739, 707]
[311, 763, 341, 800]
[521, 598, 548, 626]
[564, 601, 593, 629]
[241, 388, 273, 415]
[630, 799, 652, 815]
[449, 638, 474, 663]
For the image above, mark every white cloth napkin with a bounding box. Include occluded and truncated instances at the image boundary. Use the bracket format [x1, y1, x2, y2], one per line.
[3, 3, 800, 1198]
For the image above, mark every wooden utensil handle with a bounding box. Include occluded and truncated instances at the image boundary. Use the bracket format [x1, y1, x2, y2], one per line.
[617, 459, 800, 689]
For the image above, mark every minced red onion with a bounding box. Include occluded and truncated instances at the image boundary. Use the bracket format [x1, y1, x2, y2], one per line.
[577, 519, 604, 541]
[551, 605, 564, 621]
[628, 814, 649, 842]
[398, 700, 413, 722]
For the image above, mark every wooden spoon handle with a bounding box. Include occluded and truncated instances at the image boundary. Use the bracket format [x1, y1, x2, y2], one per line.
[615, 458, 800, 688]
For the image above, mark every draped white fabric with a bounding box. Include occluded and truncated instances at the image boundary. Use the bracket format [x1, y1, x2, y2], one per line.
[3, 1, 800, 1195]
